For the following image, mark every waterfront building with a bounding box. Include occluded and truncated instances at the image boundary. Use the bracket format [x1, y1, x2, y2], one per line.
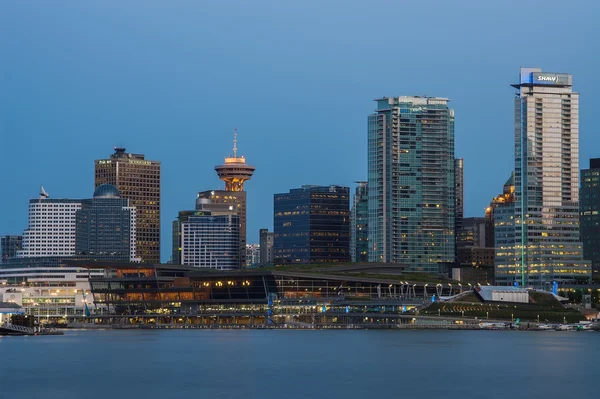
[1, 235, 22, 263]
[0, 256, 103, 318]
[367, 96, 455, 272]
[580, 158, 600, 279]
[75, 184, 138, 262]
[214, 131, 255, 267]
[496, 67, 590, 286]
[67, 259, 456, 326]
[274, 185, 350, 265]
[259, 229, 274, 266]
[95, 148, 161, 263]
[17, 187, 82, 258]
[246, 244, 260, 268]
[350, 182, 369, 263]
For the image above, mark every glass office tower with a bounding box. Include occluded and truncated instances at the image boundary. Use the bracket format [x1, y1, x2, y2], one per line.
[350, 182, 369, 262]
[1, 236, 22, 263]
[274, 185, 350, 265]
[496, 68, 590, 286]
[580, 158, 600, 279]
[75, 184, 137, 262]
[368, 97, 455, 272]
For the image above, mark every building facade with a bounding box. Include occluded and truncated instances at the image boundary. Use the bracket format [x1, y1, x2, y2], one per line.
[350, 181, 369, 262]
[95, 148, 161, 263]
[274, 185, 350, 265]
[179, 212, 241, 270]
[17, 188, 82, 258]
[75, 184, 138, 262]
[457, 217, 487, 249]
[1, 235, 22, 263]
[496, 68, 590, 286]
[245, 244, 260, 268]
[455, 158, 464, 240]
[368, 96, 455, 272]
[580, 158, 600, 279]
[259, 229, 274, 266]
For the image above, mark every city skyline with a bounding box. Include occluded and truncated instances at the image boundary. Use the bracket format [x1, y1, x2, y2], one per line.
[1, 2, 599, 263]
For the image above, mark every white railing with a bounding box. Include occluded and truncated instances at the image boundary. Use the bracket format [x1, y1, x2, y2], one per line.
[1, 323, 35, 334]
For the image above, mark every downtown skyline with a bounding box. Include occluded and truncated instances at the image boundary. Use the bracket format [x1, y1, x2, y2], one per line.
[1, 1, 599, 262]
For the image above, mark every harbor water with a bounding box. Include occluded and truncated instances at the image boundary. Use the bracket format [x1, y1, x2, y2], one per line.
[1, 329, 598, 399]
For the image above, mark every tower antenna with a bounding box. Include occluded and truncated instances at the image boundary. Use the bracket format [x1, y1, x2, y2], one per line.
[233, 127, 238, 157]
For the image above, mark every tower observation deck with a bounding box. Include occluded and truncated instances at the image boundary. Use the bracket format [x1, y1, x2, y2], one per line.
[214, 129, 255, 192]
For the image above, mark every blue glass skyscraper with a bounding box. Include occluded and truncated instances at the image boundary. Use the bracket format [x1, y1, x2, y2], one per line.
[368, 96, 455, 272]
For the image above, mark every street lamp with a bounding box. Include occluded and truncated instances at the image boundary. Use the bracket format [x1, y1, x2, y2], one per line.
[424, 284, 429, 300]
[458, 283, 462, 294]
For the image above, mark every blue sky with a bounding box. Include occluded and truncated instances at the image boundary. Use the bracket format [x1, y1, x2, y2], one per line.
[1, 1, 598, 262]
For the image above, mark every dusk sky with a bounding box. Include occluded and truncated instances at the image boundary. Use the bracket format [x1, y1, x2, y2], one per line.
[1, 1, 598, 262]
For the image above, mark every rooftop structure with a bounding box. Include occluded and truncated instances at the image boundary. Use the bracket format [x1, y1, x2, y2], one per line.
[214, 129, 256, 192]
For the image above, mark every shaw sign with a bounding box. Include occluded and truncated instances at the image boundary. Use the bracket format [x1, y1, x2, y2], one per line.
[535, 75, 557, 82]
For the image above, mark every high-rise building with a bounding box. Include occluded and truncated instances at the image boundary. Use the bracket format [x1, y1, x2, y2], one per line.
[274, 185, 350, 265]
[350, 181, 368, 262]
[214, 131, 255, 267]
[95, 148, 161, 263]
[245, 244, 260, 267]
[259, 229, 274, 266]
[580, 158, 600, 279]
[17, 187, 82, 258]
[75, 184, 138, 262]
[196, 190, 245, 268]
[485, 173, 515, 249]
[496, 67, 590, 286]
[456, 217, 494, 269]
[368, 96, 455, 272]
[173, 209, 240, 270]
[1, 235, 22, 263]
[457, 217, 487, 249]
[454, 158, 464, 257]
[173, 192, 243, 269]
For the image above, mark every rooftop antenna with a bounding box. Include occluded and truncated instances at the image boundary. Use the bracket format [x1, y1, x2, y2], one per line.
[233, 127, 238, 157]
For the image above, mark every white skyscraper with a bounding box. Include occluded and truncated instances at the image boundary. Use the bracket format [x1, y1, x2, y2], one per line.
[495, 67, 591, 286]
[17, 188, 82, 258]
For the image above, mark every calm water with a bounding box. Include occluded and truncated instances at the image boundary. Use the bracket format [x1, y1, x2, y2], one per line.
[1, 329, 598, 399]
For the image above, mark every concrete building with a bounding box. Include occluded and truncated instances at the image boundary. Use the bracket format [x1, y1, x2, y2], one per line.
[173, 193, 242, 270]
[496, 67, 590, 286]
[274, 185, 350, 265]
[259, 229, 274, 266]
[95, 147, 161, 263]
[17, 187, 81, 258]
[350, 182, 368, 263]
[178, 213, 240, 270]
[368, 96, 455, 272]
[1, 235, 22, 263]
[75, 184, 138, 262]
[580, 158, 600, 279]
